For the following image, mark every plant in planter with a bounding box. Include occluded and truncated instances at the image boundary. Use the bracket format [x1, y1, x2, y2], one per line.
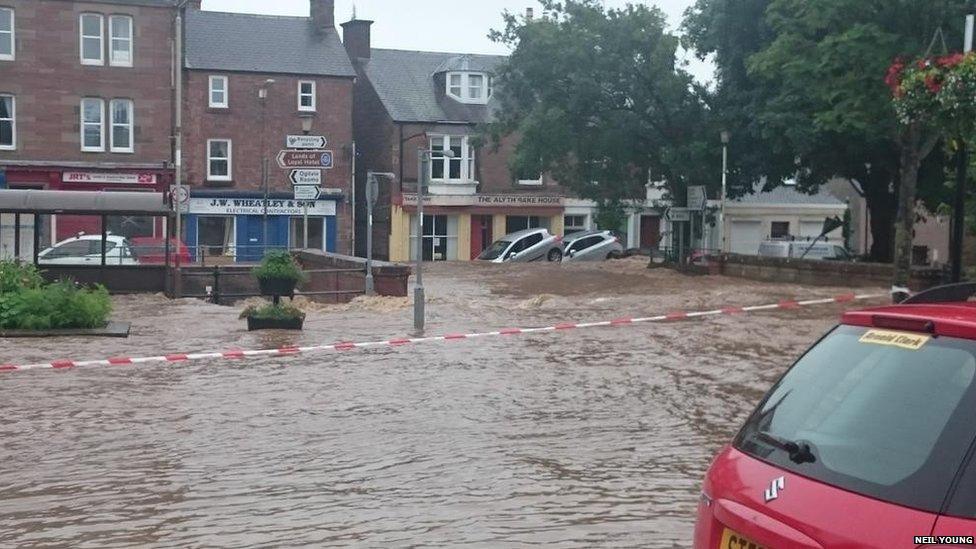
[239, 302, 306, 331]
[252, 251, 307, 303]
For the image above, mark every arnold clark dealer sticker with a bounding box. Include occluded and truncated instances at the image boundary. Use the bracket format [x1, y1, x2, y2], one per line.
[858, 329, 930, 351]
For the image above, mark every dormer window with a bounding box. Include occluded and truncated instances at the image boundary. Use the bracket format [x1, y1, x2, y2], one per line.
[446, 71, 492, 104]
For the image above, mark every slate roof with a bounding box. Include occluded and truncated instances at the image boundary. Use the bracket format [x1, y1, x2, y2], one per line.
[184, 9, 356, 78]
[360, 48, 507, 124]
[732, 183, 845, 206]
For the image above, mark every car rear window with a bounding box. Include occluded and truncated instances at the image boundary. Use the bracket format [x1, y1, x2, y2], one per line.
[735, 324, 976, 513]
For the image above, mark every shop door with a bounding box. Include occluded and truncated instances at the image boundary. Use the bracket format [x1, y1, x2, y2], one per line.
[240, 217, 265, 262]
[640, 216, 660, 249]
[470, 215, 493, 259]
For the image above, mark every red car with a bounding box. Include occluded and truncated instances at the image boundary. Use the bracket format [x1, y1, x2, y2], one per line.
[129, 236, 192, 265]
[695, 283, 976, 548]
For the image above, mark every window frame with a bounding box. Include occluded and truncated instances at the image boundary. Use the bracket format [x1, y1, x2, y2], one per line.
[445, 71, 492, 104]
[79, 13, 104, 66]
[771, 221, 791, 239]
[0, 7, 14, 61]
[298, 80, 316, 112]
[108, 14, 133, 67]
[209, 75, 228, 108]
[429, 134, 475, 183]
[0, 94, 14, 150]
[80, 97, 105, 152]
[109, 98, 134, 153]
[207, 138, 232, 181]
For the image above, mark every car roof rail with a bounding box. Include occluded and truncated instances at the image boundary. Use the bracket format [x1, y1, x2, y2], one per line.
[902, 282, 976, 305]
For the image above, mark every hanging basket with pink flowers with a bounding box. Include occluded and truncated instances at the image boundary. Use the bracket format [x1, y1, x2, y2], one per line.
[887, 52, 976, 133]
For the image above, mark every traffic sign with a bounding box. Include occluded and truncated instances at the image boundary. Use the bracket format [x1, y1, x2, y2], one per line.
[289, 169, 322, 186]
[286, 135, 328, 149]
[687, 186, 707, 211]
[293, 185, 321, 200]
[169, 184, 189, 204]
[276, 150, 334, 169]
[666, 207, 691, 222]
[366, 176, 379, 207]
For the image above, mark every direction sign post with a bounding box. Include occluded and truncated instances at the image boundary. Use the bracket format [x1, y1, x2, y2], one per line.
[286, 135, 328, 149]
[292, 185, 321, 201]
[687, 186, 707, 211]
[666, 207, 691, 222]
[276, 150, 334, 169]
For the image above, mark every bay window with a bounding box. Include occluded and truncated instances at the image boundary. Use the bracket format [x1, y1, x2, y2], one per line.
[80, 98, 104, 152]
[445, 71, 492, 104]
[110, 99, 133, 153]
[430, 135, 475, 182]
[109, 15, 132, 67]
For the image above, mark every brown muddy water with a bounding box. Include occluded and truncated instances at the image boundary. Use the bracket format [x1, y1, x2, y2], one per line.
[0, 259, 885, 548]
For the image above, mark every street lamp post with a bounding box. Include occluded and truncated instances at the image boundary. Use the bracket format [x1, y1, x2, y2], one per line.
[414, 146, 453, 332]
[365, 171, 395, 295]
[259, 79, 275, 258]
[720, 130, 731, 253]
[300, 114, 314, 250]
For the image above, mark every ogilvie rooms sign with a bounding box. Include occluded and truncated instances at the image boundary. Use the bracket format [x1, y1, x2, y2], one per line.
[401, 194, 565, 207]
[189, 197, 337, 216]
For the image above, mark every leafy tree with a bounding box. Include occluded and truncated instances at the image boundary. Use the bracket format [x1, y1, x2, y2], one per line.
[487, 0, 715, 221]
[684, 0, 965, 262]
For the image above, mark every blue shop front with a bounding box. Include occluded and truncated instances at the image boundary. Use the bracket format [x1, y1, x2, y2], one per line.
[184, 190, 338, 263]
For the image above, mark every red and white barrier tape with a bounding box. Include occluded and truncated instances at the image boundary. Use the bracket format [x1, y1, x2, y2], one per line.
[0, 293, 885, 374]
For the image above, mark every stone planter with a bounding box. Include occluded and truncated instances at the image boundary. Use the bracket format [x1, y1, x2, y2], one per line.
[246, 315, 305, 331]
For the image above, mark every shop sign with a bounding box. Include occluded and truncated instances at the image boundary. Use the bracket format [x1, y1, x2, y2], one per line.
[401, 193, 565, 207]
[63, 171, 157, 185]
[188, 197, 336, 216]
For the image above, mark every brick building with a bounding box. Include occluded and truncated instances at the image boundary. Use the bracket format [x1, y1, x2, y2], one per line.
[342, 18, 573, 262]
[0, 0, 177, 256]
[180, 0, 357, 261]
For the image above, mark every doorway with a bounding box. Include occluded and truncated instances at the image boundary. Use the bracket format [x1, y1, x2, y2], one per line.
[640, 215, 660, 249]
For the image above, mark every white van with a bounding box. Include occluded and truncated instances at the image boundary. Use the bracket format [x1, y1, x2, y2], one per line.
[758, 239, 852, 261]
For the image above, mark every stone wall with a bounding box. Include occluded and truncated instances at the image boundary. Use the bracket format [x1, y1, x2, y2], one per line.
[715, 254, 946, 290]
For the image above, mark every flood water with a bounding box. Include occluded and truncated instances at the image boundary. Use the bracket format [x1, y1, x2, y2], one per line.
[0, 260, 882, 547]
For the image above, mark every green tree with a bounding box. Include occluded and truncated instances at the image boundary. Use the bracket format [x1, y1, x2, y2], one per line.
[684, 0, 964, 262]
[487, 0, 715, 217]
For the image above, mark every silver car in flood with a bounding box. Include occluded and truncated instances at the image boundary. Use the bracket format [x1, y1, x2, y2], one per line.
[562, 230, 624, 262]
[477, 228, 564, 263]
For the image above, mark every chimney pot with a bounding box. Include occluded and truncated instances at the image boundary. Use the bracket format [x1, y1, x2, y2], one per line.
[526, 7, 534, 20]
[187, 0, 201, 9]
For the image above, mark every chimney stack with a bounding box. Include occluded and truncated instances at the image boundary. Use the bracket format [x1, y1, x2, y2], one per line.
[310, 0, 335, 33]
[187, 0, 201, 9]
[341, 18, 373, 60]
[526, 7, 534, 20]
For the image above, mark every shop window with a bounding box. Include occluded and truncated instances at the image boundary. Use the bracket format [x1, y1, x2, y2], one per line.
[0, 7, 14, 61]
[209, 75, 228, 108]
[110, 99, 133, 153]
[80, 98, 104, 152]
[197, 216, 235, 260]
[430, 135, 474, 182]
[109, 15, 132, 67]
[207, 139, 231, 181]
[289, 217, 324, 250]
[445, 71, 492, 104]
[409, 214, 458, 261]
[771, 221, 790, 239]
[80, 13, 104, 65]
[564, 215, 587, 235]
[0, 94, 14, 150]
[298, 80, 315, 111]
[505, 215, 548, 234]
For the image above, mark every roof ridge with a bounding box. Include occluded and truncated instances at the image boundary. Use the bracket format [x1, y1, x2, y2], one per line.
[372, 47, 507, 58]
[189, 9, 314, 22]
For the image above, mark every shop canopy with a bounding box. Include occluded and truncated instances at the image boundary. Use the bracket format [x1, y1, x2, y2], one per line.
[0, 190, 171, 216]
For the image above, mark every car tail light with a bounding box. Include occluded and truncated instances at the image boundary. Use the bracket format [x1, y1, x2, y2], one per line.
[872, 315, 936, 334]
[555, 235, 563, 243]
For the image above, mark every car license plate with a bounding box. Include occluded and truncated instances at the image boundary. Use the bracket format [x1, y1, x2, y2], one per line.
[719, 528, 766, 549]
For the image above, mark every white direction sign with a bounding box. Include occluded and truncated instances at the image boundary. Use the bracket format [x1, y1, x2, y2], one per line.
[666, 207, 691, 222]
[289, 169, 322, 186]
[286, 135, 328, 149]
[293, 185, 322, 201]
